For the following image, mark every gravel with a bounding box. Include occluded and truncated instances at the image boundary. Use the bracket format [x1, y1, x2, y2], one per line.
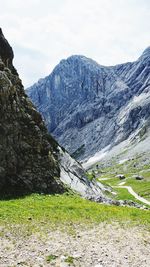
[0, 223, 150, 267]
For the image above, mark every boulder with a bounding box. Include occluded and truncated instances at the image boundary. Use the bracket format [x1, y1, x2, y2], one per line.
[133, 175, 144, 180]
[116, 174, 125, 180]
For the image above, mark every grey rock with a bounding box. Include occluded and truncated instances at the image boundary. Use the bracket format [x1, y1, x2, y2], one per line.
[27, 49, 150, 161]
[133, 175, 144, 180]
[116, 174, 125, 180]
[58, 146, 108, 200]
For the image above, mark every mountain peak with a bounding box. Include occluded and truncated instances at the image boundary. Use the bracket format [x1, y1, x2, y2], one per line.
[0, 28, 13, 60]
[27, 46, 150, 162]
[139, 46, 150, 61]
[56, 54, 104, 75]
[0, 27, 17, 74]
[67, 54, 102, 67]
[0, 28, 3, 35]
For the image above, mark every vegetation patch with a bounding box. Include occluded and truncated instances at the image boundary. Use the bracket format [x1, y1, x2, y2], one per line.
[0, 194, 149, 237]
[92, 157, 150, 205]
[86, 171, 96, 181]
[65, 255, 74, 264]
[125, 178, 150, 201]
[46, 254, 58, 262]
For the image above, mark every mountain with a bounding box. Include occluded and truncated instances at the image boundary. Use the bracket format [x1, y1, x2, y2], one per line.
[27, 49, 150, 164]
[0, 28, 106, 199]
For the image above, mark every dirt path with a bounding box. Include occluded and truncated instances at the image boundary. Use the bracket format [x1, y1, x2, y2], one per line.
[113, 185, 150, 206]
[118, 181, 126, 186]
[98, 178, 113, 181]
[0, 223, 150, 267]
[99, 177, 150, 206]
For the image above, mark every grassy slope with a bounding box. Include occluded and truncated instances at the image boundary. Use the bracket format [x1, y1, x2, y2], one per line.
[0, 194, 149, 235]
[0, 158, 149, 236]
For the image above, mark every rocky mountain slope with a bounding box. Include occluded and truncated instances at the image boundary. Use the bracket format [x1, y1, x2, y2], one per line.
[27, 49, 150, 163]
[0, 28, 106, 199]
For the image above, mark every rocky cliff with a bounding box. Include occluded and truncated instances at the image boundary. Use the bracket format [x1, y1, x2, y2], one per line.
[27, 49, 150, 161]
[0, 29, 105, 199]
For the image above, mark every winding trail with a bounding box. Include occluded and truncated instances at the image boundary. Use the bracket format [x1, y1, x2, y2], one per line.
[113, 185, 150, 206]
[98, 177, 113, 181]
[99, 177, 150, 206]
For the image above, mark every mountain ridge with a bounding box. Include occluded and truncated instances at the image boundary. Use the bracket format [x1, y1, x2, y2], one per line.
[27, 48, 150, 163]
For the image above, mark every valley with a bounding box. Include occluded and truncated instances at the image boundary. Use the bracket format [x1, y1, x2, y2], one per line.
[27, 47, 150, 209]
[0, 27, 150, 267]
[86, 153, 150, 207]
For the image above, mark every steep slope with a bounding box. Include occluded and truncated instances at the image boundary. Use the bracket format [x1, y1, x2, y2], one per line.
[0, 29, 105, 199]
[27, 49, 150, 162]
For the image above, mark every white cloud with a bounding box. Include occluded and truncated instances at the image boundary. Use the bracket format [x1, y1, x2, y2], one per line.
[0, 0, 149, 87]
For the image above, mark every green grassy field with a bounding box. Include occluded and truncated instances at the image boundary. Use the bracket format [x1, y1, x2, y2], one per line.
[125, 178, 150, 201]
[90, 160, 150, 204]
[0, 158, 149, 236]
[0, 193, 149, 236]
[97, 176, 150, 201]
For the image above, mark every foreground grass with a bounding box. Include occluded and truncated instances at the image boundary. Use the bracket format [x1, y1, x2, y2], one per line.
[0, 194, 149, 235]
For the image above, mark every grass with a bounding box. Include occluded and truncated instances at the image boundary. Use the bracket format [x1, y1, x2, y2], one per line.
[114, 188, 139, 202]
[46, 254, 58, 262]
[65, 256, 74, 264]
[99, 178, 149, 203]
[0, 193, 149, 236]
[98, 177, 119, 187]
[86, 171, 95, 181]
[98, 174, 150, 202]
[98, 178, 147, 204]
[94, 159, 150, 204]
[125, 179, 150, 201]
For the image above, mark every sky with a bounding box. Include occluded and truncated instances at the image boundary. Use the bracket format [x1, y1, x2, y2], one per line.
[0, 0, 150, 87]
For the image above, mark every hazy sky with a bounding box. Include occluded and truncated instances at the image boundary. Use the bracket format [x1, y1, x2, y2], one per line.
[0, 0, 149, 87]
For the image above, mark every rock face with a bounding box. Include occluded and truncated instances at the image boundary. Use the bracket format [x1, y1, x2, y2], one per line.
[0, 29, 106, 199]
[0, 29, 65, 197]
[27, 50, 150, 161]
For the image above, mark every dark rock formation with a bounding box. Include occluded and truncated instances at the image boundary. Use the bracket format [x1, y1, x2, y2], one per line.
[0, 29, 108, 201]
[0, 28, 13, 64]
[27, 50, 150, 161]
[0, 29, 66, 197]
[0, 28, 17, 75]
